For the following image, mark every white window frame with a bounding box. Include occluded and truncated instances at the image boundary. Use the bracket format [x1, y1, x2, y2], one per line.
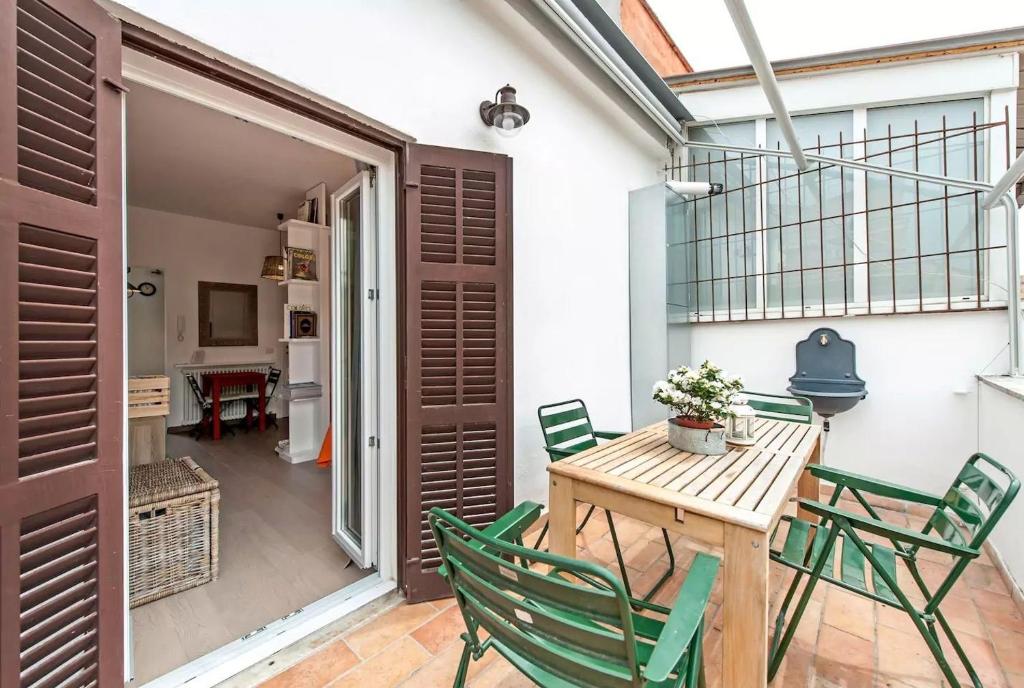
[675, 91, 1014, 323]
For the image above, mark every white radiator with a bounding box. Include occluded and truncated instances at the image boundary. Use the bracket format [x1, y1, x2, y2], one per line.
[179, 363, 273, 425]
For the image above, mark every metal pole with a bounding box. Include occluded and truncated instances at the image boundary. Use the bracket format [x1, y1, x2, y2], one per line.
[983, 150, 1024, 209]
[999, 193, 1022, 376]
[722, 0, 809, 171]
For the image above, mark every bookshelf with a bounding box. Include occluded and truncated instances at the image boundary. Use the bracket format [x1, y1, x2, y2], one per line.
[276, 218, 330, 464]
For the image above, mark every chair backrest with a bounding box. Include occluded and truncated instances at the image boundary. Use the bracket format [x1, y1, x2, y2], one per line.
[266, 367, 282, 397]
[429, 507, 644, 688]
[924, 453, 1019, 555]
[742, 390, 813, 424]
[538, 399, 597, 462]
[185, 373, 208, 407]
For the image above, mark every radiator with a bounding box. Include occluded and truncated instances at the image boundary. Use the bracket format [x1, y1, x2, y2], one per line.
[179, 363, 273, 425]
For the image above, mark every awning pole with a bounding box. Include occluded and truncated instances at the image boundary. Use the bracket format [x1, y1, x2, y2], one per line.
[722, 0, 809, 170]
[983, 150, 1024, 209]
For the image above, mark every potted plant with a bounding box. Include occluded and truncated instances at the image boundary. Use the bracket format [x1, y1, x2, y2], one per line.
[653, 361, 745, 455]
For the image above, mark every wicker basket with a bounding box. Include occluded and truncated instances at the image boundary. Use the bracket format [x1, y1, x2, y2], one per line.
[128, 457, 219, 608]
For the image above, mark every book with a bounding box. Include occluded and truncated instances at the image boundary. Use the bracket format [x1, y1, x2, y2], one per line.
[286, 247, 317, 281]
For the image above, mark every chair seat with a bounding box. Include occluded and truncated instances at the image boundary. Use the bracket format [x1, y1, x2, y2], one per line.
[770, 516, 898, 604]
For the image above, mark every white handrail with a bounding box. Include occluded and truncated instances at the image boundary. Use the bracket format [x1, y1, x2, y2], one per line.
[983, 149, 1024, 209]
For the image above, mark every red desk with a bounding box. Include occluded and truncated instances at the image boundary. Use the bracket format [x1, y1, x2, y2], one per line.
[202, 371, 266, 440]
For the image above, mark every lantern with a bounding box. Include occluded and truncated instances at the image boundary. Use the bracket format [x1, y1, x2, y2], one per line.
[726, 404, 756, 446]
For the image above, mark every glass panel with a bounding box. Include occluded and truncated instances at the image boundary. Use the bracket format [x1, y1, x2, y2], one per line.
[676, 122, 756, 319]
[766, 111, 855, 310]
[866, 98, 984, 303]
[341, 188, 362, 545]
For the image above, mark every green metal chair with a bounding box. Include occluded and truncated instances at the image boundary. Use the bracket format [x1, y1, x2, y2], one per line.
[429, 501, 720, 688]
[536, 399, 676, 601]
[767, 453, 1019, 687]
[742, 390, 813, 424]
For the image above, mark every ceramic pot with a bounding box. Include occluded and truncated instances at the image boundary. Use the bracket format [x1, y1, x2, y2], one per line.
[667, 417, 727, 455]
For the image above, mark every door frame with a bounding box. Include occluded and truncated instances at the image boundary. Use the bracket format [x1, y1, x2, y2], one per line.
[330, 171, 379, 569]
[118, 46, 401, 688]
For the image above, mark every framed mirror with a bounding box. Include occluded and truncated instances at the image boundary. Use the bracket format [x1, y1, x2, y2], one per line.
[198, 281, 258, 346]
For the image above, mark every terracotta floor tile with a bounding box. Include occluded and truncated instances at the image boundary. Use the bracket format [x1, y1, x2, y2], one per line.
[260, 639, 359, 688]
[342, 602, 439, 659]
[410, 605, 468, 655]
[1006, 672, 1024, 688]
[938, 631, 1008, 688]
[991, 630, 1024, 676]
[329, 636, 430, 688]
[876, 623, 940, 687]
[823, 588, 875, 642]
[973, 589, 1024, 634]
[398, 638, 497, 687]
[469, 655, 536, 688]
[814, 624, 874, 688]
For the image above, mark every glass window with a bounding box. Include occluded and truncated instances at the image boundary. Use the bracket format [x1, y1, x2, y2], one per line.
[866, 99, 985, 304]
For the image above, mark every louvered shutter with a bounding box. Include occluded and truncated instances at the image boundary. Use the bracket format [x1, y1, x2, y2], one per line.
[0, 0, 124, 685]
[402, 145, 513, 601]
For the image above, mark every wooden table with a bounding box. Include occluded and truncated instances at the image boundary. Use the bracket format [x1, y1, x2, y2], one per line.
[202, 371, 266, 440]
[547, 418, 821, 688]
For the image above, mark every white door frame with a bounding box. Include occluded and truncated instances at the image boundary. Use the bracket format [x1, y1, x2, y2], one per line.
[120, 49, 400, 688]
[330, 171, 378, 568]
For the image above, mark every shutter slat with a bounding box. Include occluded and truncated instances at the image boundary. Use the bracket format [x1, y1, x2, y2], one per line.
[16, 45, 93, 103]
[16, 5, 94, 66]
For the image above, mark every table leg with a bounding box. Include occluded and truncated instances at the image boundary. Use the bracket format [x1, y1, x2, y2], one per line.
[797, 434, 822, 521]
[548, 474, 576, 558]
[723, 523, 769, 688]
[258, 382, 266, 432]
[212, 382, 222, 441]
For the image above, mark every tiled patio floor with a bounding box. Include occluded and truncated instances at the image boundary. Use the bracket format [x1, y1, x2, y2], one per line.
[260, 499, 1024, 687]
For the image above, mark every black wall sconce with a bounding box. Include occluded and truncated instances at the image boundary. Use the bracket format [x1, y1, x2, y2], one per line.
[479, 84, 530, 137]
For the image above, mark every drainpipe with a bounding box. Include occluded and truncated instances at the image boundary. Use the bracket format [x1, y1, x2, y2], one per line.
[722, 0, 809, 171]
[528, 0, 688, 146]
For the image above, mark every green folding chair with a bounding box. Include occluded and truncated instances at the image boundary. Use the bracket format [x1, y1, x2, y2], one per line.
[536, 399, 676, 601]
[767, 453, 1019, 687]
[429, 501, 720, 688]
[742, 390, 813, 424]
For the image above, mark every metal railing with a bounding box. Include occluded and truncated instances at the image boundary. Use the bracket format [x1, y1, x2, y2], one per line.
[667, 117, 1023, 375]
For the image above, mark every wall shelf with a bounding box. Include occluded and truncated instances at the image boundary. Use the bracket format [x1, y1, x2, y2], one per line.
[278, 279, 320, 287]
[278, 337, 321, 343]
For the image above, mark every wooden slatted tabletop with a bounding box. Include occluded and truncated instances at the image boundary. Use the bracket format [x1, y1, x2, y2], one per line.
[548, 418, 820, 532]
[546, 417, 822, 688]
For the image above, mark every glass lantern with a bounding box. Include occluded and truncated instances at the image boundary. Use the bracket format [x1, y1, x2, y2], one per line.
[726, 404, 757, 446]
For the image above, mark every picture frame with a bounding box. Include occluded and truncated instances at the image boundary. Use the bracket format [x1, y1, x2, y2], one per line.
[286, 247, 318, 281]
[289, 311, 317, 338]
[305, 182, 327, 225]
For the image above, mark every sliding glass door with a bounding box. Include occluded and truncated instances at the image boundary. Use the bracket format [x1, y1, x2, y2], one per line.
[331, 170, 377, 568]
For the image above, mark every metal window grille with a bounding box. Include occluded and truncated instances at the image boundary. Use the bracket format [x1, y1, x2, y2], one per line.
[665, 109, 1012, 323]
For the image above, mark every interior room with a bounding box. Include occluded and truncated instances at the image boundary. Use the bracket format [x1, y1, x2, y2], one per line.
[124, 82, 373, 684]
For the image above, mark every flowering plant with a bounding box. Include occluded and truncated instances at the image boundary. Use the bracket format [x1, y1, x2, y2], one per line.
[652, 360, 745, 426]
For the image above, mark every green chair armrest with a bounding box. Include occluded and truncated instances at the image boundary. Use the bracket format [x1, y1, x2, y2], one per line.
[546, 447, 576, 460]
[796, 499, 978, 558]
[594, 430, 626, 440]
[478, 501, 543, 545]
[643, 552, 720, 683]
[808, 465, 945, 507]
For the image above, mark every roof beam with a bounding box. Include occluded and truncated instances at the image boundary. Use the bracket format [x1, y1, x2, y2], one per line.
[722, 0, 809, 170]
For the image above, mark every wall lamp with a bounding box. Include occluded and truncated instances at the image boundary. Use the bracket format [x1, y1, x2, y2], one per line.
[480, 85, 530, 137]
[665, 180, 724, 198]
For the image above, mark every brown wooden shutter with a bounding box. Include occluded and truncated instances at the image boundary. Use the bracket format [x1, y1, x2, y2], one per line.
[402, 145, 513, 601]
[1, 0, 124, 685]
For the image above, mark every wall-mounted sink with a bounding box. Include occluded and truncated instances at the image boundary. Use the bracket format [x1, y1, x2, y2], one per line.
[787, 327, 867, 420]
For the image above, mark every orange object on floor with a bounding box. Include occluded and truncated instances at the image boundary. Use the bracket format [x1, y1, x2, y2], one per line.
[316, 425, 332, 467]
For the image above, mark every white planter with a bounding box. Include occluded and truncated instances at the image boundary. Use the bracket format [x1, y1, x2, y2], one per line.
[666, 419, 727, 455]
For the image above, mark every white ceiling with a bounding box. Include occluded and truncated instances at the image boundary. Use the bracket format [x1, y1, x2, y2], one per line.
[126, 82, 358, 229]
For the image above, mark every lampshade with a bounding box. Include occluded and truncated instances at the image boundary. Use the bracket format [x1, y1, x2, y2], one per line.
[260, 255, 285, 280]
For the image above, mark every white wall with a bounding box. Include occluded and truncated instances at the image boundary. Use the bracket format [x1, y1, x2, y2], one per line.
[677, 310, 1009, 494]
[127, 206, 287, 427]
[978, 380, 1024, 592]
[114, 0, 669, 504]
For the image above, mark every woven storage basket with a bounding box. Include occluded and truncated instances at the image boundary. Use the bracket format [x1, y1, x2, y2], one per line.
[129, 457, 220, 608]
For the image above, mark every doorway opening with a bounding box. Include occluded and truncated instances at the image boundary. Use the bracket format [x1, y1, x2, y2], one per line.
[123, 78, 385, 685]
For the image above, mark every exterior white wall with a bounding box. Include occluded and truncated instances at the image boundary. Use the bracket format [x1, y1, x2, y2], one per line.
[114, 0, 669, 504]
[679, 311, 1009, 496]
[127, 206, 287, 426]
[978, 380, 1024, 592]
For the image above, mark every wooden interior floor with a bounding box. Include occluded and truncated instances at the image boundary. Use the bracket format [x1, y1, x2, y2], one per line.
[130, 422, 370, 685]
